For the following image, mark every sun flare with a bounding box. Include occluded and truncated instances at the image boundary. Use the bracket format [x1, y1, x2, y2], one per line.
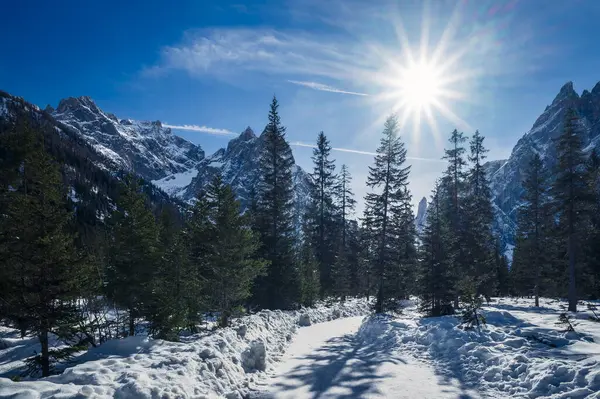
[397, 62, 442, 109]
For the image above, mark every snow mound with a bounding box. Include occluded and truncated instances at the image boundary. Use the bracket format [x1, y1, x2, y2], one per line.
[357, 298, 600, 399]
[0, 298, 370, 399]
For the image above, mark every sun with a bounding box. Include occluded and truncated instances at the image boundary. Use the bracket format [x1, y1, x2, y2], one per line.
[396, 61, 442, 110]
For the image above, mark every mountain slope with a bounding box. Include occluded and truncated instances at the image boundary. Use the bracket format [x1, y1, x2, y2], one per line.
[4, 91, 312, 222]
[0, 91, 180, 239]
[50, 97, 204, 181]
[487, 81, 600, 249]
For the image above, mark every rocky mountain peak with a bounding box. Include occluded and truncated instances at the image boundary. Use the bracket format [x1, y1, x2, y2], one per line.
[415, 197, 428, 234]
[240, 126, 255, 141]
[551, 81, 579, 106]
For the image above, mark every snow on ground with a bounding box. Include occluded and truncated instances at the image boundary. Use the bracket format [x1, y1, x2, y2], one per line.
[356, 298, 600, 399]
[0, 299, 370, 399]
[255, 315, 480, 399]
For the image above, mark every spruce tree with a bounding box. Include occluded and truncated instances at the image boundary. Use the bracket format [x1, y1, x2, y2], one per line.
[363, 115, 414, 313]
[298, 224, 321, 307]
[199, 175, 266, 327]
[306, 131, 338, 295]
[106, 176, 160, 336]
[551, 108, 590, 312]
[512, 154, 552, 306]
[335, 164, 356, 249]
[146, 208, 191, 340]
[584, 149, 600, 297]
[418, 182, 454, 316]
[331, 164, 357, 300]
[463, 130, 496, 299]
[0, 122, 88, 376]
[441, 129, 468, 308]
[252, 96, 300, 309]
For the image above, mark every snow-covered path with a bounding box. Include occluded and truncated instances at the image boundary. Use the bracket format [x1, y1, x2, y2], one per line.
[256, 316, 481, 399]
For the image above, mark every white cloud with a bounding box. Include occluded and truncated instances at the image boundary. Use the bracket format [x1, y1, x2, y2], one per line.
[143, 28, 373, 84]
[163, 124, 236, 136]
[287, 80, 368, 96]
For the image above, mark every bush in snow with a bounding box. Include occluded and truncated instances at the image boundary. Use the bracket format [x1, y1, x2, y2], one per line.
[459, 295, 486, 332]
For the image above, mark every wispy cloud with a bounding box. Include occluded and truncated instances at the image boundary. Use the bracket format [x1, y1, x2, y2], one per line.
[142, 28, 374, 84]
[163, 124, 236, 136]
[287, 80, 368, 96]
[291, 141, 444, 162]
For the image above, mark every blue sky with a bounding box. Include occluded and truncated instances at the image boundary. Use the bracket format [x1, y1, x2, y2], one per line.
[2, 0, 600, 213]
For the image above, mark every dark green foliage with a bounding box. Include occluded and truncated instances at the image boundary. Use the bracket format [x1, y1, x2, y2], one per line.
[463, 131, 496, 299]
[306, 131, 339, 296]
[191, 175, 266, 327]
[298, 229, 321, 307]
[252, 97, 300, 310]
[418, 182, 455, 316]
[106, 176, 160, 336]
[556, 311, 576, 332]
[363, 115, 415, 313]
[460, 295, 486, 332]
[511, 154, 554, 305]
[551, 108, 591, 312]
[0, 121, 89, 376]
[145, 208, 191, 340]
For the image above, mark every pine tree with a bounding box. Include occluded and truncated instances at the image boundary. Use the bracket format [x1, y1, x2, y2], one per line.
[418, 182, 455, 316]
[306, 131, 338, 295]
[0, 122, 89, 376]
[199, 175, 266, 327]
[331, 164, 357, 300]
[463, 131, 496, 300]
[146, 208, 191, 340]
[441, 129, 468, 308]
[583, 149, 600, 298]
[551, 108, 591, 312]
[335, 164, 357, 249]
[363, 115, 414, 313]
[252, 96, 300, 309]
[512, 154, 552, 306]
[298, 224, 321, 307]
[106, 176, 160, 336]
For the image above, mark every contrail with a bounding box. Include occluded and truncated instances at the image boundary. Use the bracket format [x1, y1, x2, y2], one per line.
[166, 125, 443, 163]
[163, 124, 237, 136]
[287, 80, 369, 97]
[290, 141, 444, 162]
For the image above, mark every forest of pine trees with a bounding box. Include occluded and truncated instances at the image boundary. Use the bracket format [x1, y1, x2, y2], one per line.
[2, 96, 600, 376]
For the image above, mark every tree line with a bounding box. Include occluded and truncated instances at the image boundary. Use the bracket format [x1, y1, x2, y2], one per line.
[2, 95, 599, 377]
[511, 108, 600, 312]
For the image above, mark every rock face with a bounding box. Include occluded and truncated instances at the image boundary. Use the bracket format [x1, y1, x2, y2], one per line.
[46, 95, 312, 215]
[52, 96, 205, 181]
[486, 81, 600, 251]
[415, 197, 428, 234]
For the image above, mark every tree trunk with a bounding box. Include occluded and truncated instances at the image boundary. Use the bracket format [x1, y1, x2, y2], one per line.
[219, 310, 230, 328]
[40, 328, 50, 377]
[568, 233, 577, 312]
[129, 309, 135, 336]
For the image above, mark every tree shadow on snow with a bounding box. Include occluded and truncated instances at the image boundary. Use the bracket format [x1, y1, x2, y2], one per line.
[265, 333, 405, 399]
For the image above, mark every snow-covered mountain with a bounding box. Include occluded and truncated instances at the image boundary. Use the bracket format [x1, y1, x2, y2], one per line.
[156, 126, 312, 211]
[487, 81, 600, 250]
[50, 96, 205, 181]
[3, 92, 312, 216]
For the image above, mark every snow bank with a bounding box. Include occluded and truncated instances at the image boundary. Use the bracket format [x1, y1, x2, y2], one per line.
[0, 298, 370, 399]
[357, 298, 600, 399]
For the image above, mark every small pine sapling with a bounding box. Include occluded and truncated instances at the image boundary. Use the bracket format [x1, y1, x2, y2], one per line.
[556, 305, 577, 332]
[460, 295, 486, 332]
